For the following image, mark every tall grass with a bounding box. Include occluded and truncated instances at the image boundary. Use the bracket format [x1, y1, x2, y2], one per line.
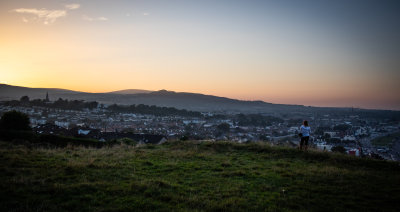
[0, 140, 399, 211]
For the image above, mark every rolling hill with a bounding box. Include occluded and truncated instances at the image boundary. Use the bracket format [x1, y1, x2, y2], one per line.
[0, 84, 307, 113]
[108, 89, 153, 94]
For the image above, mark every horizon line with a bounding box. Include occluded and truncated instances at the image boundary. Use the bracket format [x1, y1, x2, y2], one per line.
[1, 83, 397, 111]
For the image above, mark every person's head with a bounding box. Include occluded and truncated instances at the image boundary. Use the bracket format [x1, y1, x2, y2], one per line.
[303, 120, 308, 126]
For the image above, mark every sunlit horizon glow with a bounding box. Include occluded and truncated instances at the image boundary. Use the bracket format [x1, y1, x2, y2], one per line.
[1, 0, 399, 110]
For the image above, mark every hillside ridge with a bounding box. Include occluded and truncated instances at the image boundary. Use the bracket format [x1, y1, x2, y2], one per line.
[0, 84, 305, 113]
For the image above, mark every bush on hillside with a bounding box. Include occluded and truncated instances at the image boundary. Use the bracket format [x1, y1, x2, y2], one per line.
[331, 145, 346, 154]
[117, 137, 138, 146]
[0, 110, 31, 131]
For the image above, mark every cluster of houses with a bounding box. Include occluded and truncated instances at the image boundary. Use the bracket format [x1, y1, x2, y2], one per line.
[34, 123, 167, 145]
[1, 101, 399, 160]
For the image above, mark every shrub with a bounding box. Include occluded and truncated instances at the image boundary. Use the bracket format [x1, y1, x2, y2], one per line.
[117, 137, 138, 146]
[331, 145, 346, 154]
[0, 110, 31, 131]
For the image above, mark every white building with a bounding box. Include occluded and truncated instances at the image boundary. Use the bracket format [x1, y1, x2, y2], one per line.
[55, 121, 69, 128]
[343, 135, 356, 141]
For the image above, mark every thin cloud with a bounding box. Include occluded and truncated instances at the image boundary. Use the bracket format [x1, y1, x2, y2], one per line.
[143, 12, 149, 16]
[65, 4, 80, 10]
[83, 15, 108, 22]
[13, 8, 66, 24]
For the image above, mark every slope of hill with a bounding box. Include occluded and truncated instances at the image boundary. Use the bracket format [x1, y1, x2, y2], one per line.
[0, 140, 399, 211]
[0, 84, 82, 100]
[108, 89, 153, 94]
[0, 84, 307, 113]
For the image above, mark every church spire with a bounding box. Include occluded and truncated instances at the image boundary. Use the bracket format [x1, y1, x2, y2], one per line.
[45, 92, 49, 102]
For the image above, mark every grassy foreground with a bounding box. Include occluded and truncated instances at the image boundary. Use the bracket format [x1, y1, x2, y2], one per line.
[0, 140, 399, 212]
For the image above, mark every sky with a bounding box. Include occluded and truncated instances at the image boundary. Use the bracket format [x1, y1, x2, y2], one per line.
[1, 0, 399, 110]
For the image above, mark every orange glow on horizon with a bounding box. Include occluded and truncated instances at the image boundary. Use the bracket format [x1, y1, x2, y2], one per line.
[1, 1, 399, 110]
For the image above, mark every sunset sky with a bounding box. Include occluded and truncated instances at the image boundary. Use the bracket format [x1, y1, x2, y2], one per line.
[1, 0, 399, 110]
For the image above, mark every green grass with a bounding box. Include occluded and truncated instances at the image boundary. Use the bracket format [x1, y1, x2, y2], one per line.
[0, 140, 399, 211]
[371, 132, 400, 147]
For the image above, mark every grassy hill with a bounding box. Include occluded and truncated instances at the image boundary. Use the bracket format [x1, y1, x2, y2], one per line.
[0, 140, 399, 211]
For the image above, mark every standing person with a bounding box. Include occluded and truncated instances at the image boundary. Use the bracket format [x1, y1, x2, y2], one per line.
[299, 120, 311, 150]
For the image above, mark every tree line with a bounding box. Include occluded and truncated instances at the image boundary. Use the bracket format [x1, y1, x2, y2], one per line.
[107, 104, 203, 117]
[4, 96, 99, 110]
[1, 96, 203, 117]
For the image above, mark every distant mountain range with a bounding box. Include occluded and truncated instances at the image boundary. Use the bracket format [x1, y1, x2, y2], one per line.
[108, 89, 153, 94]
[0, 84, 346, 113]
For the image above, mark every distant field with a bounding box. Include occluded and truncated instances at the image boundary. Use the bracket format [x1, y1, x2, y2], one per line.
[371, 132, 400, 147]
[0, 141, 399, 211]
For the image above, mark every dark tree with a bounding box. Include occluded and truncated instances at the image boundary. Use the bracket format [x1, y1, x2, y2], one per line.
[217, 123, 230, 133]
[315, 127, 329, 136]
[0, 110, 31, 131]
[86, 101, 98, 110]
[235, 113, 283, 127]
[323, 133, 331, 139]
[259, 134, 269, 141]
[180, 135, 189, 141]
[20, 96, 30, 103]
[331, 146, 346, 154]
